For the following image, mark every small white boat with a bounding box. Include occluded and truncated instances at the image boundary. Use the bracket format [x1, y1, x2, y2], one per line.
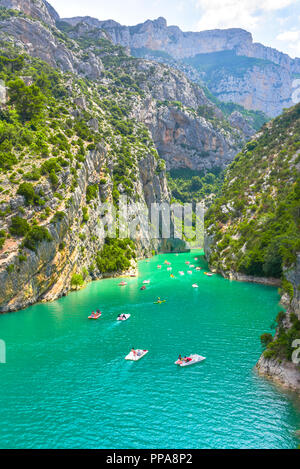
[117, 314, 131, 321]
[185, 261, 190, 265]
[125, 349, 148, 361]
[204, 272, 213, 277]
[194, 257, 198, 260]
[167, 267, 172, 271]
[157, 265, 162, 269]
[192, 284, 198, 288]
[187, 270, 192, 274]
[118, 281, 127, 286]
[195, 267, 201, 271]
[190, 264, 195, 268]
[175, 354, 206, 367]
[143, 280, 150, 284]
[179, 271, 184, 275]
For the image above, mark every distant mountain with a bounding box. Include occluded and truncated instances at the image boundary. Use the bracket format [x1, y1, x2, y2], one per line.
[61, 16, 300, 117]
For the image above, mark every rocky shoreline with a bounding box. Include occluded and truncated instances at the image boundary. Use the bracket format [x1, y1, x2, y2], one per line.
[215, 269, 282, 287]
[255, 355, 300, 394]
[206, 261, 300, 394]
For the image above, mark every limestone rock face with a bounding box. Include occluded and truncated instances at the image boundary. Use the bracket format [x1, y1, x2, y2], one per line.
[228, 111, 255, 138]
[256, 355, 300, 393]
[62, 15, 300, 117]
[0, 147, 169, 312]
[0, 0, 58, 26]
[64, 17, 252, 59]
[0, 5, 104, 79]
[127, 61, 245, 171]
[139, 104, 240, 171]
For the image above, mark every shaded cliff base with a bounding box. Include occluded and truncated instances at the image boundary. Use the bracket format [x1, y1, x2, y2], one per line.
[256, 356, 300, 394]
[212, 268, 281, 287]
[208, 265, 300, 394]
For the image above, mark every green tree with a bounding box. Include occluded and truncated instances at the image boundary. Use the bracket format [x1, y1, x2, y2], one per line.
[8, 79, 45, 122]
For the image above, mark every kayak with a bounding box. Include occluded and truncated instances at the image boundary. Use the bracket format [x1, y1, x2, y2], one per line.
[117, 314, 131, 321]
[175, 354, 206, 366]
[170, 274, 175, 278]
[140, 286, 146, 290]
[204, 272, 213, 277]
[119, 281, 127, 286]
[88, 312, 102, 319]
[192, 284, 198, 288]
[125, 349, 148, 361]
[154, 300, 166, 304]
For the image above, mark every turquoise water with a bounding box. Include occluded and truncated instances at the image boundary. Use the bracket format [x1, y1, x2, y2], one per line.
[0, 251, 300, 449]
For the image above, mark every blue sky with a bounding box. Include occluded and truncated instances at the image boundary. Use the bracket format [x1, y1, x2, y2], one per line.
[50, 0, 300, 58]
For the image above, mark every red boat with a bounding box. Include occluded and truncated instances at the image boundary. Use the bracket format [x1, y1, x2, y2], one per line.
[88, 311, 102, 319]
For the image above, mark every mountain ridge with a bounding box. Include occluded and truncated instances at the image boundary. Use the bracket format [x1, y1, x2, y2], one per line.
[60, 15, 300, 116]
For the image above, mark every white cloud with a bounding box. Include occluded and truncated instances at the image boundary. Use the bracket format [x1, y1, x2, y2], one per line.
[194, 0, 297, 31]
[277, 30, 300, 41]
[276, 30, 300, 58]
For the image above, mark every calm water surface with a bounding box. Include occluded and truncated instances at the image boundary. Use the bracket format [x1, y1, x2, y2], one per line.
[0, 251, 300, 449]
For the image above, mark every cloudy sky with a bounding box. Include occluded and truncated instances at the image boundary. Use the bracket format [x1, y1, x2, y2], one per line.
[50, 0, 300, 58]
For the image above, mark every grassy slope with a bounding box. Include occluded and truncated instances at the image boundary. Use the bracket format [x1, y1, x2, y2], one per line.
[205, 104, 300, 279]
[205, 103, 300, 362]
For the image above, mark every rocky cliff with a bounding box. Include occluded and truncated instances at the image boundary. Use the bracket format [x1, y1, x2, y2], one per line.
[204, 104, 300, 392]
[0, 0, 249, 174]
[0, 0, 253, 312]
[62, 16, 300, 117]
[0, 7, 172, 311]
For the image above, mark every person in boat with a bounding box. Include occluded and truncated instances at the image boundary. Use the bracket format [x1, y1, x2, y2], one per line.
[96, 309, 101, 315]
[178, 354, 182, 361]
[131, 348, 136, 357]
[183, 356, 192, 362]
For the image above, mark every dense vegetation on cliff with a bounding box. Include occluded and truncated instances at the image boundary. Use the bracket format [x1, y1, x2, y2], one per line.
[205, 104, 300, 280]
[205, 104, 300, 364]
[0, 0, 284, 312]
[0, 38, 169, 310]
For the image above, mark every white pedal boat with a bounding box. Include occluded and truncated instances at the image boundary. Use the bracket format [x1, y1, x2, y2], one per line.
[175, 354, 206, 366]
[125, 349, 148, 361]
[117, 314, 131, 321]
[192, 283, 198, 288]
